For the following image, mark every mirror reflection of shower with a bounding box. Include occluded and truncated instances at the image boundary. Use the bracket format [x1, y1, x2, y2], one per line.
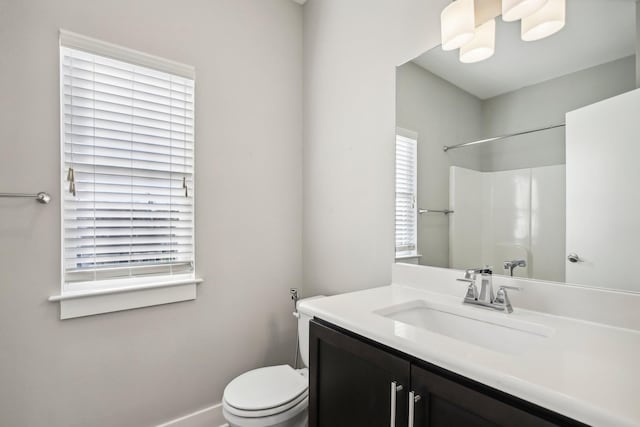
[504, 259, 527, 276]
[449, 164, 565, 282]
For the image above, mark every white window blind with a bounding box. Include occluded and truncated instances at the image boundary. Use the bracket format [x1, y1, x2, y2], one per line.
[61, 43, 195, 285]
[395, 134, 417, 256]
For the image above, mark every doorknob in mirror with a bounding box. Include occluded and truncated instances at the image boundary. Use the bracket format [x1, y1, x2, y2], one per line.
[567, 253, 582, 263]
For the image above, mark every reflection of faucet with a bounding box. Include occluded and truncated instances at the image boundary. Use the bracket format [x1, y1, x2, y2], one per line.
[457, 267, 520, 313]
[503, 259, 526, 277]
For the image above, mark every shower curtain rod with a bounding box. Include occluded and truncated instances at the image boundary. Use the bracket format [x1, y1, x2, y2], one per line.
[443, 123, 566, 152]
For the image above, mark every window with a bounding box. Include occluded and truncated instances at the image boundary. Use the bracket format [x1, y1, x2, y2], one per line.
[55, 31, 199, 318]
[395, 131, 418, 258]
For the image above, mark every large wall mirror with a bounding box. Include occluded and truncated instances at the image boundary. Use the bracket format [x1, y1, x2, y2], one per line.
[395, 0, 640, 292]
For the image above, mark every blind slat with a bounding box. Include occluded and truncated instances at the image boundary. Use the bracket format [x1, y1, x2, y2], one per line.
[62, 52, 193, 87]
[64, 122, 194, 140]
[63, 80, 193, 107]
[64, 94, 194, 119]
[62, 64, 194, 95]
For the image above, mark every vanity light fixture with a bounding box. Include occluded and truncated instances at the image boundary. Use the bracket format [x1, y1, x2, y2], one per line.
[441, 0, 476, 51]
[521, 0, 566, 41]
[460, 19, 496, 63]
[441, 0, 564, 64]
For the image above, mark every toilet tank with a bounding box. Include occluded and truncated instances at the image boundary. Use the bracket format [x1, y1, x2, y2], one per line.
[296, 295, 325, 368]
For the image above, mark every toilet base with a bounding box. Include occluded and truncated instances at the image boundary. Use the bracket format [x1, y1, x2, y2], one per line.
[224, 410, 306, 427]
[223, 403, 307, 427]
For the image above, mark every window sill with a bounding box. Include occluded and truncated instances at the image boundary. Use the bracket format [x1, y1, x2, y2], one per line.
[395, 253, 422, 261]
[49, 276, 203, 320]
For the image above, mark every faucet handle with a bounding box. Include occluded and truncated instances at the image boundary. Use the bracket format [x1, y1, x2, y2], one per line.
[494, 285, 520, 313]
[464, 269, 479, 280]
[461, 268, 487, 280]
[463, 282, 478, 300]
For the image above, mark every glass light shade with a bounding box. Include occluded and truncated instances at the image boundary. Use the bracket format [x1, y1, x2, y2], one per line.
[460, 19, 496, 64]
[502, 0, 548, 22]
[521, 0, 566, 41]
[441, 0, 475, 51]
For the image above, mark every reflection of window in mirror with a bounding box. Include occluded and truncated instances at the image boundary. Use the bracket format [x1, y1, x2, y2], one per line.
[395, 129, 419, 263]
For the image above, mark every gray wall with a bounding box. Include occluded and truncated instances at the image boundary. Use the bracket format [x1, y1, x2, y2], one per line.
[303, 0, 449, 296]
[396, 62, 483, 268]
[0, 1, 303, 426]
[480, 56, 636, 171]
[637, 0, 640, 86]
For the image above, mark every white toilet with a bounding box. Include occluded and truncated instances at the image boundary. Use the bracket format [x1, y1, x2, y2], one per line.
[222, 297, 322, 427]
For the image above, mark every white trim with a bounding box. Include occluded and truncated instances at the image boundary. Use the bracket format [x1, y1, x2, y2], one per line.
[395, 253, 422, 260]
[396, 126, 418, 140]
[50, 278, 202, 320]
[157, 403, 228, 427]
[58, 37, 66, 311]
[50, 276, 203, 301]
[59, 29, 195, 78]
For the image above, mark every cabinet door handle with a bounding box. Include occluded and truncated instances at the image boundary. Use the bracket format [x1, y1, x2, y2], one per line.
[408, 391, 421, 427]
[390, 381, 403, 427]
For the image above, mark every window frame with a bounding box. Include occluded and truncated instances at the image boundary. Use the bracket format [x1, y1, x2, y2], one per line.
[51, 30, 201, 319]
[395, 128, 419, 260]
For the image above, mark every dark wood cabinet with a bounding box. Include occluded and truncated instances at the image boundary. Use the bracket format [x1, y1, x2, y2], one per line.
[309, 318, 410, 427]
[309, 319, 588, 427]
[410, 364, 559, 427]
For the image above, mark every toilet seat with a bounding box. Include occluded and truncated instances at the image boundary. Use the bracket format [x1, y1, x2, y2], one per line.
[224, 390, 308, 418]
[223, 365, 308, 418]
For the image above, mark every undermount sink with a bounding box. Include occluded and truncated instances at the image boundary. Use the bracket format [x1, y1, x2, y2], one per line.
[374, 300, 554, 355]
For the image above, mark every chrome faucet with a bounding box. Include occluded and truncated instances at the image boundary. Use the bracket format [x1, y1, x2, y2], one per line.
[477, 268, 494, 304]
[457, 267, 520, 314]
[503, 259, 527, 277]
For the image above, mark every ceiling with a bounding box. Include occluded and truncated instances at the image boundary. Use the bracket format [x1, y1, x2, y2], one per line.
[412, 0, 636, 99]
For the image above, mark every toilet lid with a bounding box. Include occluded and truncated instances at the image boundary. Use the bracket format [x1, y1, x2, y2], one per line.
[223, 365, 308, 412]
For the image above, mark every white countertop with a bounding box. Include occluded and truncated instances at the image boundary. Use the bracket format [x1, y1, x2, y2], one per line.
[299, 284, 640, 427]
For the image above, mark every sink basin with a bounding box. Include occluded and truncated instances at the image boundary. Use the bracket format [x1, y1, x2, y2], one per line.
[374, 300, 554, 355]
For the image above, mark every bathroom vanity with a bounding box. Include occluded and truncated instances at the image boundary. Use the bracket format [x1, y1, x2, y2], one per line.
[300, 264, 640, 427]
[309, 319, 583, 427]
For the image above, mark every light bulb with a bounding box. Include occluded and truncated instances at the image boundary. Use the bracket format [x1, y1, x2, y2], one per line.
[521, 0, 566, 41]
[441, 0, 476, 51]
[460, 18, 496, 64]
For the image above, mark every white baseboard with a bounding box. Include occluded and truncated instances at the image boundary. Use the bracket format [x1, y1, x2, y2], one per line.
[157, 402, 228, 427]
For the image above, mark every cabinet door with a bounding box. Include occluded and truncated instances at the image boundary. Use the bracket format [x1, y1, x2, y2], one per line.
[309, 320, 410, 427]
[410, 365, 568, 427]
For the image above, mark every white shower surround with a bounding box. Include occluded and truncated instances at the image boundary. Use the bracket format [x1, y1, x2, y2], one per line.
[449, 164, 566, 281]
